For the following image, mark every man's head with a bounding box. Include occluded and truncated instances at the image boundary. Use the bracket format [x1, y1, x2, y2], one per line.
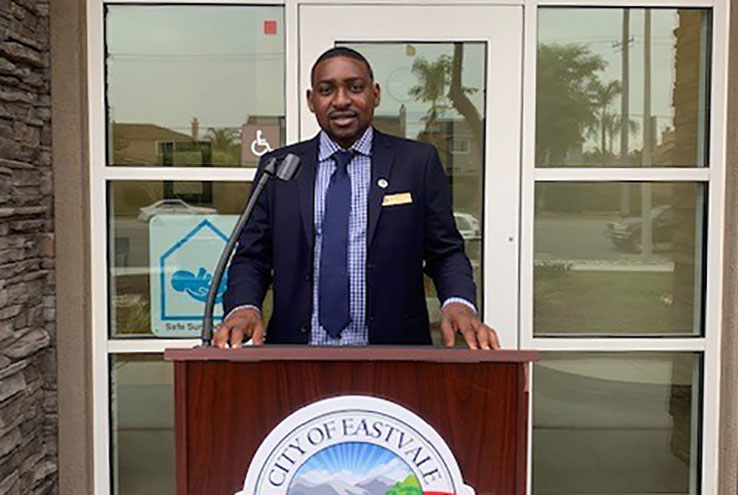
[307, 47, 380, 149]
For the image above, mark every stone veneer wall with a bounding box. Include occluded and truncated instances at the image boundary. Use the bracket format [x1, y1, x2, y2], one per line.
[0, 1, 56, 494]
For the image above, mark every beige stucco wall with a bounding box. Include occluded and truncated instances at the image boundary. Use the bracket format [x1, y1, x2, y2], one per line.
[49, 0, 93, 494]
[720, 1, 738, 494]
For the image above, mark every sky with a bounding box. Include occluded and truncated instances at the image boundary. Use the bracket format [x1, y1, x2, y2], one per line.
[106, 5, 708, 151]
[106, 6, 285, 131]
[538, 8, 708, 151]
[291, 443, 412, 485]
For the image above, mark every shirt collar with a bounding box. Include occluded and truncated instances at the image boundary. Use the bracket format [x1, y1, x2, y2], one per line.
[318, 126, 373, 162]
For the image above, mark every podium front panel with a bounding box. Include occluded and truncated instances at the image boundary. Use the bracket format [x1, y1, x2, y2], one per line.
[170, 350, 530, 495]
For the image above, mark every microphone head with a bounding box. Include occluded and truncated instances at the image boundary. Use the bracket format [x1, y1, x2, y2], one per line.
[275, 153, 301, 181]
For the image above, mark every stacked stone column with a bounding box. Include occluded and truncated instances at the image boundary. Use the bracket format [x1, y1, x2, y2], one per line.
[0, 1, 56, 494]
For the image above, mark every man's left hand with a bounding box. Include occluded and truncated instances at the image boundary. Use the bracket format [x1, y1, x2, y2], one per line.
[440, 302, 500, 350]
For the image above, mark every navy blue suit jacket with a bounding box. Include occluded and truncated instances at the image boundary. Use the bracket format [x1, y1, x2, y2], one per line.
[222, 129, 476, 344]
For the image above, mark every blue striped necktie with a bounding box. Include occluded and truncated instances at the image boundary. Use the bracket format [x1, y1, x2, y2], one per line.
[319, 149, 354, 338]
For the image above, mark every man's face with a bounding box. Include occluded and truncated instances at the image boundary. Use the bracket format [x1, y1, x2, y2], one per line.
[307, 56, 380, 148]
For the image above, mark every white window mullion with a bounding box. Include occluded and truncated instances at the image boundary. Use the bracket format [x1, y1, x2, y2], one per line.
[520, 0, 539, 357]
[108, 339, 202, 354]
[296, 0, 524, 4]
[285, 0, 300, 144]
[522, 5, 537, 495]
[536, 0, 714, 6]
[88, 0, 111, 494]
[530, 337, 706, 352]
[103, 166, 257, 182]
[102, 0, 284, 4]
[700, 0, 729, 491]
[534, 167, 710, 182]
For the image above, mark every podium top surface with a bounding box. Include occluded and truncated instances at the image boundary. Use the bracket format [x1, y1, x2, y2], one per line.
[164, 346, 538, 363]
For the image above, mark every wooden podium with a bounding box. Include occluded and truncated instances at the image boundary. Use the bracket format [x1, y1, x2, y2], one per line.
[164, 347, 536, 495]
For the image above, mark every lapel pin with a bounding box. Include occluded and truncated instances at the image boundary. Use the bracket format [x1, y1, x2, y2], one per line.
[377, 178, 388, 189]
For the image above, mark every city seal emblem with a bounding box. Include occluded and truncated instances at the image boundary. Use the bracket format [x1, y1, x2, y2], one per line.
[234, 395, 476, 495]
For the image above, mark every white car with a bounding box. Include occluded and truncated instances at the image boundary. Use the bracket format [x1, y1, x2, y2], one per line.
[137, 199, 217, 222]
[453, 212, 481, 241]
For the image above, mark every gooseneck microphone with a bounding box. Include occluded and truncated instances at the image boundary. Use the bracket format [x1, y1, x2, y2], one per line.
[201, 153, 302, 346]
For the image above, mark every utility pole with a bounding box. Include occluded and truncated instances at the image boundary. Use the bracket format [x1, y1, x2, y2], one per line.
[618, 9, 631, 217]
[641, 9, 654, 257]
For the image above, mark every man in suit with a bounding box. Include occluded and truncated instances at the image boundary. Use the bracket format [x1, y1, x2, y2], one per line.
[214, 47, 499, 349]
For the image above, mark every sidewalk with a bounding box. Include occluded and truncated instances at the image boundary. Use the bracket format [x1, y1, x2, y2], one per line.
[536, 255, 675, 273]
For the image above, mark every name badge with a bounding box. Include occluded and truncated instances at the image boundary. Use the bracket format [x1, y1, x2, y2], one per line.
[382, 192, 413, 206]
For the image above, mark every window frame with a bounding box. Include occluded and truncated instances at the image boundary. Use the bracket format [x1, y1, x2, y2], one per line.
[520, 2, 728, 494]
[87, 1, 295, 493]
[85, 0, 729, 494]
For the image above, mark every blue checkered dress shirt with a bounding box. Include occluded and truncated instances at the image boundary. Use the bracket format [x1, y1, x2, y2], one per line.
[310, 128, 373, 345]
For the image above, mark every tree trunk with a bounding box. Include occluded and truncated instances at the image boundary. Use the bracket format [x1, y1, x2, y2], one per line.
[448, 43, 483, 160]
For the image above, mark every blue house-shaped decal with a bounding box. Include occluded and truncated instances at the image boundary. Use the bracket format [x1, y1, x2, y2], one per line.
[159, 219, 229, 322]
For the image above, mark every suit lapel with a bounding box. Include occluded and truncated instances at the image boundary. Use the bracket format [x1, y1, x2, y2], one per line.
[367, 130, 396, 247]
[296, 135, 319, 252]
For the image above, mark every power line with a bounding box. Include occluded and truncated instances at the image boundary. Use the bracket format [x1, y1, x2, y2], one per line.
[108, 52, 283, 63]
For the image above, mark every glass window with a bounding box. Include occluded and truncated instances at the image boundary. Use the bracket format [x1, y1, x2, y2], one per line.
[534, 182, 704, 336]
[106, 6, 285, 167]
[533, 352, 701, 495]
[111, 354, 174, 495]
[341, 42, 485, 341]
[108, 181, 261, 338]
[536, 8, 710, 167]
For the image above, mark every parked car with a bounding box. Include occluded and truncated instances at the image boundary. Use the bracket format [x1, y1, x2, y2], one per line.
[604, 205, 676, 252]
[453, 211, 481, 241]
[137, 199, 217, 222]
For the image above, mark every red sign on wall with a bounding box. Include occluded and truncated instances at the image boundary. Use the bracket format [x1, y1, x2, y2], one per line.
[264, 20, 277, 35]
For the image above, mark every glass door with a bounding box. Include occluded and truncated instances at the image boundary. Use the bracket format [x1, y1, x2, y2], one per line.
[300, 5, 524, 348]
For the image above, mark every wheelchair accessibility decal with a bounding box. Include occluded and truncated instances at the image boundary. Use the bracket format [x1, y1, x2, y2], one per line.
[149, 214, 237, 337]
[251, 129, 273, 157]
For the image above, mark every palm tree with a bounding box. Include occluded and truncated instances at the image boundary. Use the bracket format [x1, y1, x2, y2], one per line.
[589, 79, 621, 156]
[607, 114, 639, 157]
[205, 127, 239, 151]
[205, 127, 240, 164]
[408, 55, 452, 127]
[536, 43, 605, 165]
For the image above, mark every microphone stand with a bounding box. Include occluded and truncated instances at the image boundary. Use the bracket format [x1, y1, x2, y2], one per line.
[200, 153, 301, 346]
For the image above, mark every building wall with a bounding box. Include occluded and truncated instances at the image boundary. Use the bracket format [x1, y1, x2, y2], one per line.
[0, 1, 57, 493]
[719, 1, 738, 494]
[38, 1, 738, 495]
[49, 0, 92, 492]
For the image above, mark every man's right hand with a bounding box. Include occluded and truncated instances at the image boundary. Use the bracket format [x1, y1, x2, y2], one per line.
[213, 308, 265, 348]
